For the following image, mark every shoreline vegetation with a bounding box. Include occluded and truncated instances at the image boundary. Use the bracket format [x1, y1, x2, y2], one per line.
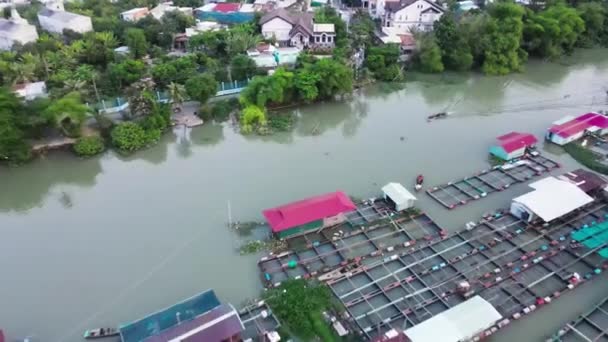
[1, 0, 607, 165]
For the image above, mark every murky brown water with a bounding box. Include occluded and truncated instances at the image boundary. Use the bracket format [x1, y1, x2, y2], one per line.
[1, 49, 608, 341]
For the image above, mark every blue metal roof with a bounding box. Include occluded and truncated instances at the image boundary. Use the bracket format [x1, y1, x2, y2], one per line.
[119, 289, 221, 342]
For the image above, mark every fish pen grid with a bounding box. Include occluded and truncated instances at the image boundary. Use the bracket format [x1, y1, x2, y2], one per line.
[239, 302, 281, 342]
[426, 154, 560, 209]
[258, 214, 444, 286]
[549, 296, 608, 342]
[329, 203, 608, 339]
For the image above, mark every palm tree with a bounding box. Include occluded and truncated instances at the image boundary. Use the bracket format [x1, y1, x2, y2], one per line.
[10, 53, 39, 85]
[94, 32, 118, 50]
[167, 82, 186, 112]
[75, 65, 101, 103]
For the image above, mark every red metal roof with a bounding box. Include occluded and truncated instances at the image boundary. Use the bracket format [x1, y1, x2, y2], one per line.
[213, 3, 240, 12]
[496, 132, 538, 153]
[263, 191, 356, 232]
[549, 112, 608, 138]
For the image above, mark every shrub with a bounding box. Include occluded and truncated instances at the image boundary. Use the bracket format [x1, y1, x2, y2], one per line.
[111, 122, 148, 152]
[73, 136, 105, 157]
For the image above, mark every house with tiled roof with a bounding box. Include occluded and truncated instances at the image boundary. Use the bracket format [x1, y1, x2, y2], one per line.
[367, 0, 444, 32]
[260, 8, 336, 49]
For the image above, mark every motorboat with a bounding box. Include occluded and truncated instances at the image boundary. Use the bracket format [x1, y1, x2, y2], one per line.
[83, 328, 119, 339]
[415, 174, 424, 191]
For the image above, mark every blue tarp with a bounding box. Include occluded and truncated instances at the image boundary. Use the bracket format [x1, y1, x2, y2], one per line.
[119, 289, 221, 342]
[197, 11, 254, 24]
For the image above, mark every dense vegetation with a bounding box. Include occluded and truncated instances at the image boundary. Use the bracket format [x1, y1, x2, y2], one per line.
[564, 142, 608, 175]
[418, 0, 608, 75]
[2, 0, 608, 163]
[265, 279, 342, 341]
[73, 136, 105, 156]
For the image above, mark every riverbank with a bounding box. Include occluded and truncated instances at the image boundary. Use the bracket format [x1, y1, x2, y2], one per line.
[0, 49, 607, 341]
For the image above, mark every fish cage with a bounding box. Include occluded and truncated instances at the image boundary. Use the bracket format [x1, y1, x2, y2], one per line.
[326, 201, 608, 339]
[427, 154, 560, 209]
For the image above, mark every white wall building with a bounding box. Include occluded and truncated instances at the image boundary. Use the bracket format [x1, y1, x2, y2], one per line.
[13, 81, 47, 100]
[260, 9, 336, 49]
[150, 3, 192, 20]
[38, 8, 92, 34]
[120, 7, 150, 22]
[384, 0, 444, 32]
[382, 182, 416, 211]
[0, 9, 38, 50]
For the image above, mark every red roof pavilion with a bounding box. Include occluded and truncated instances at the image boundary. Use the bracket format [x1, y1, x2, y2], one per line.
[496, 132, 538, 153]
[263, 191, 356, 233]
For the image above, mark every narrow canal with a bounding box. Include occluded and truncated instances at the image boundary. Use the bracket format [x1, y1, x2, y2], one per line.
[1, 49, 608, 342]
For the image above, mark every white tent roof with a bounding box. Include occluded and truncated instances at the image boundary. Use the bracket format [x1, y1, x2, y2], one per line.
[382, 182, 416, 203]
[404, 296, 502, 342]
[513, 176, 593, 222]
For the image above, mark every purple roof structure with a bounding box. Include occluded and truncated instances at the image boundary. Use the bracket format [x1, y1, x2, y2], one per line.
[145, 304, 244, 342]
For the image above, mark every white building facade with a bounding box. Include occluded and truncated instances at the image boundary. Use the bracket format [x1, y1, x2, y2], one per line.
[38, 8, 92, 34]
[385, 0, 444, 32]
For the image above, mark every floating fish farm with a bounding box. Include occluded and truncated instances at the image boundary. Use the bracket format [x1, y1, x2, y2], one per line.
[547, 294, 608, 342]
[426, 154, 560, 209]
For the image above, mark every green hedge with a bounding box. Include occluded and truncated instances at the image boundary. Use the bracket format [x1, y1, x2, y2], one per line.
[73, 136, 105, 157]
[564, 143, 608, 175]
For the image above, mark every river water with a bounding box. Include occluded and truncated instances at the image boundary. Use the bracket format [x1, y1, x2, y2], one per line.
[1, 49, 608, 342]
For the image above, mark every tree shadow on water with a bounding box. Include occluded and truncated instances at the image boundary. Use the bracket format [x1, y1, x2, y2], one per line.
[0, 152, 103, 213]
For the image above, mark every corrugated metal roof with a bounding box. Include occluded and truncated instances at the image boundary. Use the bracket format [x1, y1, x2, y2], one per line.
[146, 304, 244, 342]
[119, 289, 221, 342]
[513, 176, 594, 222]
[496, 132, 537, 153]
[549, 112, 608, 138]
[263, 191, 356, 232]
[382, 183, 416, 207]
[38, 8, 86, 21]
[404, 296, 502, 342]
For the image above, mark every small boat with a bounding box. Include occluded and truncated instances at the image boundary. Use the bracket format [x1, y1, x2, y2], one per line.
[415, 174, 424, 191]
[83, 328, 119, 339]
[427, 112, 448, 121]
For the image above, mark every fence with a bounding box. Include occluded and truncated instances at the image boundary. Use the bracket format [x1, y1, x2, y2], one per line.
[90, 80, 249, 114]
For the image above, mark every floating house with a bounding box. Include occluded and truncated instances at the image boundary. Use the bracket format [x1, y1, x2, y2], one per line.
[489, 132, 538, 161]
[546, 112, 608, 145]
[381, 182, 416, 211]
[558, 169, 607, 195]
[262, 191, 356, 239]
[402, 296, 503, 342]
[119, 289, 246, 342]
[510, 176, 594, 223]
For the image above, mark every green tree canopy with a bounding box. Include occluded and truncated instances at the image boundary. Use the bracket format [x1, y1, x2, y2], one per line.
[481, 2, 527, 75]
[124, 28, 149, 59]
[524, 5, 585, 58]
[109, 59, 146, 89]
[230, 54, 257, 81]
[43, 92, 89, 137]
[434, 14, 474, 71]
[0, 87, 31, 163]
[577, 2, 606, 46]
[185, 73, 218, 104]
[415, 34, 445, 73]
